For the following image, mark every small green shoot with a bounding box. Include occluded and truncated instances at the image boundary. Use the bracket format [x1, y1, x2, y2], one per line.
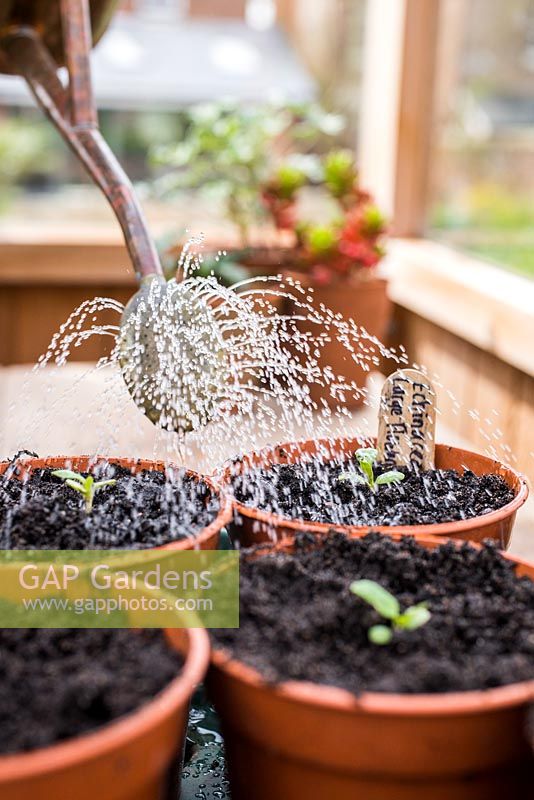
[51, 470, 116, 513]
[304, 223, 338, 256]
[350, 579, 431, 645]
[338, 447, 404, 492]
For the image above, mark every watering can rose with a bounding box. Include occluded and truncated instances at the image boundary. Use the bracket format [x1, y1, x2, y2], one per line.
[0, 550, 238, 628]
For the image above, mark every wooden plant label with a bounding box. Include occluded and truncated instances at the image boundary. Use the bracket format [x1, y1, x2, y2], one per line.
[377, 369, 437, 470]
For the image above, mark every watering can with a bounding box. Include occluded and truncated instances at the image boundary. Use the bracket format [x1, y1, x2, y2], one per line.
[0, 0, 193, 430]
[0, 0, 162, 282]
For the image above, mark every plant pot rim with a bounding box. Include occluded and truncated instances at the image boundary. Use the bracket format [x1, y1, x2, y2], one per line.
[221, 437, 529, 538]
[0, 626, 209, 783]
[0, 454, 233, 551]
[210, 532, 534, 717]
[283, 268, 387, 290]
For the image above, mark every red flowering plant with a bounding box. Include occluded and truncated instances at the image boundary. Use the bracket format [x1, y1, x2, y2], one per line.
[263, 149, 387, 286]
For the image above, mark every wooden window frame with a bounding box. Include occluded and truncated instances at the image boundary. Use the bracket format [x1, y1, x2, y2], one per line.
[358, 0, 534, 378]
[358, 0, 440, 236]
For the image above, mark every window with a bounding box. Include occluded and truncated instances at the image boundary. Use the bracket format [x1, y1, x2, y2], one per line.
[429, 0, 534, 279]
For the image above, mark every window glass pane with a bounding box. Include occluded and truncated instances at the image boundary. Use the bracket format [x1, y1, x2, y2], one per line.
[429, 0, 534, 279]
[278, 0, 366, 142]
[0, 0, 366, 236]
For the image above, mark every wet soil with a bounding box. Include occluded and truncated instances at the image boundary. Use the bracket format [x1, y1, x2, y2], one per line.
[0, 462, 220, 549]
[231, 459, 514, 526]
[213, 532, 534, 694]
[0, 629, 182, 754]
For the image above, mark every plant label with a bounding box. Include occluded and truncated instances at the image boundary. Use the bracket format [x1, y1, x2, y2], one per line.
[377, 369, 436, 470]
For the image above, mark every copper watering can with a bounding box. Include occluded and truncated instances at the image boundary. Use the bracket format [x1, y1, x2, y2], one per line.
[0, 1, 194, 431]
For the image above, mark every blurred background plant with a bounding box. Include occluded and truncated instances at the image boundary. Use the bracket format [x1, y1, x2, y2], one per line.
[0, 116, 61, 208]
[154, 122, 387, 289]
[293, 151, 387, 286]
[0, 0, 532, 278]
[149, 100, 344, 247]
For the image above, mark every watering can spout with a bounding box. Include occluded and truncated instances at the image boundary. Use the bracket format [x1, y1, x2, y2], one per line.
[0, 1, 197, 431]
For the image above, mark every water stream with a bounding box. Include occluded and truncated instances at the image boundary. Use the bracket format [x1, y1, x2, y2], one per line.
[2, 241, 530, 538]
[14, 244, 407, 466]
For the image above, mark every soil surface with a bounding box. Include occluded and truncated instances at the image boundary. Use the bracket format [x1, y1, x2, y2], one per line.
[231, 459, 514, 526]
[0, 629, 182, 754]
[0, 462, 220, 548]
[213, 532, 534, 694]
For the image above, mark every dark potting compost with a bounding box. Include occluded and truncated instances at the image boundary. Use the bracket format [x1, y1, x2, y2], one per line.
[231, 459, 514, 526]
[213, 532, 534, 694]
[0, 629, 182, 754]
[0, 463, 220, 548]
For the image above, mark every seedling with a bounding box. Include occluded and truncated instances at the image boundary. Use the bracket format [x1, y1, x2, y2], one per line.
[350, 579, 431, 645]
[51, 470, 116, 513]
[338, 447, 404, 492]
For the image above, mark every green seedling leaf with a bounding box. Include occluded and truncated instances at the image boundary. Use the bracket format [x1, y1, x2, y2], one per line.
[351, 580, 431, 645]
[51, 470, 116, 513]
[65, 479, 86, 493]
[52, 469, 84, 482]
[94, 479, 117, 490]
[368, 624, 392, 645]
[350, 580, 400, 620]
[83, 476, 94, 513]
[338, 472, 366, 485]
[351, 448, 379, 491]
[346, 449, 404, 493]
[359, 459, 375, 488]
[375, 470, 405, 487]
[397, 603, 431, 631]
[354, 448, 378, 465]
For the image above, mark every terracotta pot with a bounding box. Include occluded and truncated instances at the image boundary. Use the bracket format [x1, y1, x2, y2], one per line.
[284, 272, 392, 409]
[208, 534, 534, 800]
[0, 626, 209, 800]
[1, 455, 233, 551]
[222, 437, 529, 548]
[239, 246, 296, 275]
[238, 248, 298, 319]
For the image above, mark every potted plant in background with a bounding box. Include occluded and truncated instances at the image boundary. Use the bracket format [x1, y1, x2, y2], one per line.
[149, 99, 345, 271]
[272, 149, 391, 408]
[152, 111, 391, 406]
